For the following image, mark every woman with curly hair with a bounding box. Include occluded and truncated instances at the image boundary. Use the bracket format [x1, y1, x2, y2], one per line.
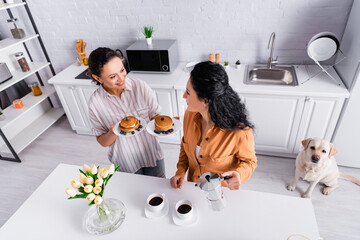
[170, 61, 257, 190]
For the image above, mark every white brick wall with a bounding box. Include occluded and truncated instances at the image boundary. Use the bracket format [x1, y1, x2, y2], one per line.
[0, 0, 353, 73]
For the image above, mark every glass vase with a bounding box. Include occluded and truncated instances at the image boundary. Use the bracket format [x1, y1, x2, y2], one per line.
[83, 198, 126, 235]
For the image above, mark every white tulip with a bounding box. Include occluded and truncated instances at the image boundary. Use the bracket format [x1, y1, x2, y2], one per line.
[90, 164, 98, 175]
[80, 173, 87, 184]
[86, 193, 95, 201]
[65, 188, 77, 197]
[108, 164, 115, 175]
[83, 164, 91, 173]
[84, 185, 93, 193]
[93, 186, 101, 194]
[70, 179, 81, 189]
[95, 178, 103, 187]
[94, 195, 103, 205]
[100, 168, 109, 178]
[85, 176, 94, 185]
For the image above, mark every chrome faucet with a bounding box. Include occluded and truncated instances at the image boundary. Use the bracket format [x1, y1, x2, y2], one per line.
[267, 32, 278, 69]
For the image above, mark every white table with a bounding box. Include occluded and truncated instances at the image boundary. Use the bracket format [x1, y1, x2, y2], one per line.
[0, 164, 320, 239]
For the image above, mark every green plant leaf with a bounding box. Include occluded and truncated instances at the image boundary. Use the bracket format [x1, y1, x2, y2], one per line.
[86, 171, 95, 179]
[114, 164, 121, 172]
[88, 201, 95, 206]
[79, 169, 87, 176]
[143, 25, 154, 38]
[78, 187, 86, 193]
[68, 193, 87, 199]
[99, 183, 105, 196]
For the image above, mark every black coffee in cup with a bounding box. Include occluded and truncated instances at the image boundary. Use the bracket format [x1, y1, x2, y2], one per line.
[149, 196, 163, 206]
[177, 204, 192, 214]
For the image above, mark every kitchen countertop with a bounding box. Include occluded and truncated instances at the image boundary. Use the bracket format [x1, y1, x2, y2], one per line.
[0, 163, 320, 239]
[48, 62, 350, 98]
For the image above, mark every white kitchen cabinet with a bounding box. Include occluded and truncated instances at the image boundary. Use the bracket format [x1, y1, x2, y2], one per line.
[293, 96, 345, 153]
[175, 90, 345, 156]
[242, 94, 305, 154]
[240, 93, 345, 157]
[54, 84, 97, 135]
[0, 2, 64, 162]
[153, 88, 181, 144]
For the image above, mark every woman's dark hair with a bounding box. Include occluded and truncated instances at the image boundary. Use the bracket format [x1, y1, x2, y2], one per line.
[190, 61, 253, 130]
[88, 47, 120, 85]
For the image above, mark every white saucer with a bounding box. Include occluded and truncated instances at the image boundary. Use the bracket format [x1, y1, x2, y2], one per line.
[146, 118, 181, 137]
[145, 197, 169, 219]
[113, 117, 147, 137]
[172, 204, 199, 226]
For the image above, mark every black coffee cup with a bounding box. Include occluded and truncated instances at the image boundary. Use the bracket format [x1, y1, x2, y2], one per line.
[175, 200, 193, 219]
[147, 193, 165, 212]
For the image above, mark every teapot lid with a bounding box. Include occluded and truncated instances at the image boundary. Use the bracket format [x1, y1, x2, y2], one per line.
[198, 172, 221, 191]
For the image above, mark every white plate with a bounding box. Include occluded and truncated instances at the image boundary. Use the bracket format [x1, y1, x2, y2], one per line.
[146, 117, 181, 137]
[307, 32, 339, 61]
[172, 204, 199, 226]
[144, 197, 169, 219]
[113, 117, 147, 137]
[184, 62, 199, 72]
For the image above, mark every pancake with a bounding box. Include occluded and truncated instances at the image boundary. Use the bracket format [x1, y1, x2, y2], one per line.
[119, 116, 140, 133]
[154, 115, 173, 132]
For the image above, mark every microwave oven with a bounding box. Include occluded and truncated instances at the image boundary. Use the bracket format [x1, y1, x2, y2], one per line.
[126, 39, 178, 73]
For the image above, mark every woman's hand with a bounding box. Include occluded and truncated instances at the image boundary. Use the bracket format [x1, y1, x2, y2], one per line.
[170, 174, 184, 189]
[221, 171, 241, 190]
[110, 124, 116, 134]
[96, 124, 117, 147]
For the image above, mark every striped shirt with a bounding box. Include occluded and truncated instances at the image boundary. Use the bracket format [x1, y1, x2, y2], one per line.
[88, 77, 164, 173]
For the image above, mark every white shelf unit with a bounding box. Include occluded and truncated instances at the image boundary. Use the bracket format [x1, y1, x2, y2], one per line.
[0, 34, 38, 51]
[0, 2, 26, 11]
[0, 1, 64, 162]
[0, 61, 49, 91]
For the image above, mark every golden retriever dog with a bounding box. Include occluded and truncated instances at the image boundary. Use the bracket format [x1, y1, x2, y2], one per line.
[287, 137, 360, 198]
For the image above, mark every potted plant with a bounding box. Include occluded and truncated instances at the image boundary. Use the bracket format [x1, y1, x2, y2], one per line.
[224, 61, 229, 70]
[142, 25, 154, 46]
[235, 60, 241, 69]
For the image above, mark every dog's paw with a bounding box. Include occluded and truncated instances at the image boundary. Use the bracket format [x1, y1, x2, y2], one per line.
[287, 184, 296, 191]
[301, 193, 311, 198]
[322, 187, 334, 195]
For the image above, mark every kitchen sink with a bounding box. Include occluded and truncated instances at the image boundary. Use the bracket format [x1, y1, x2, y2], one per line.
[244, 64, 298, 86]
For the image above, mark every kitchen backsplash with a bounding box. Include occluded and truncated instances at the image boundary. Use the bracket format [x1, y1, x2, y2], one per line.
[0, 0, 353, 73]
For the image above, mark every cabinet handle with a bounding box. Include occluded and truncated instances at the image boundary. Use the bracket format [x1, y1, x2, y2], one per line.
[305, 97, 313, 103]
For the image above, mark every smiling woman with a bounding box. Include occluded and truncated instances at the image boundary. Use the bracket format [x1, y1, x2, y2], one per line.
[87, 47, 166, 178]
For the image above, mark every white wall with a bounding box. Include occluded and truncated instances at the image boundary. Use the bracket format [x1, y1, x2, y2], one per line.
[333, 0, 360, 168]
[334, 0, 360, 89]
[0, 0, 353, 73]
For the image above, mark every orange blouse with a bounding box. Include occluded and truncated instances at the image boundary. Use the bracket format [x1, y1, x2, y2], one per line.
[175, 111, 257, 183]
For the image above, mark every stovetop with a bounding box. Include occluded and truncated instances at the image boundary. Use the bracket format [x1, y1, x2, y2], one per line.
[75, 68, 91, 79]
